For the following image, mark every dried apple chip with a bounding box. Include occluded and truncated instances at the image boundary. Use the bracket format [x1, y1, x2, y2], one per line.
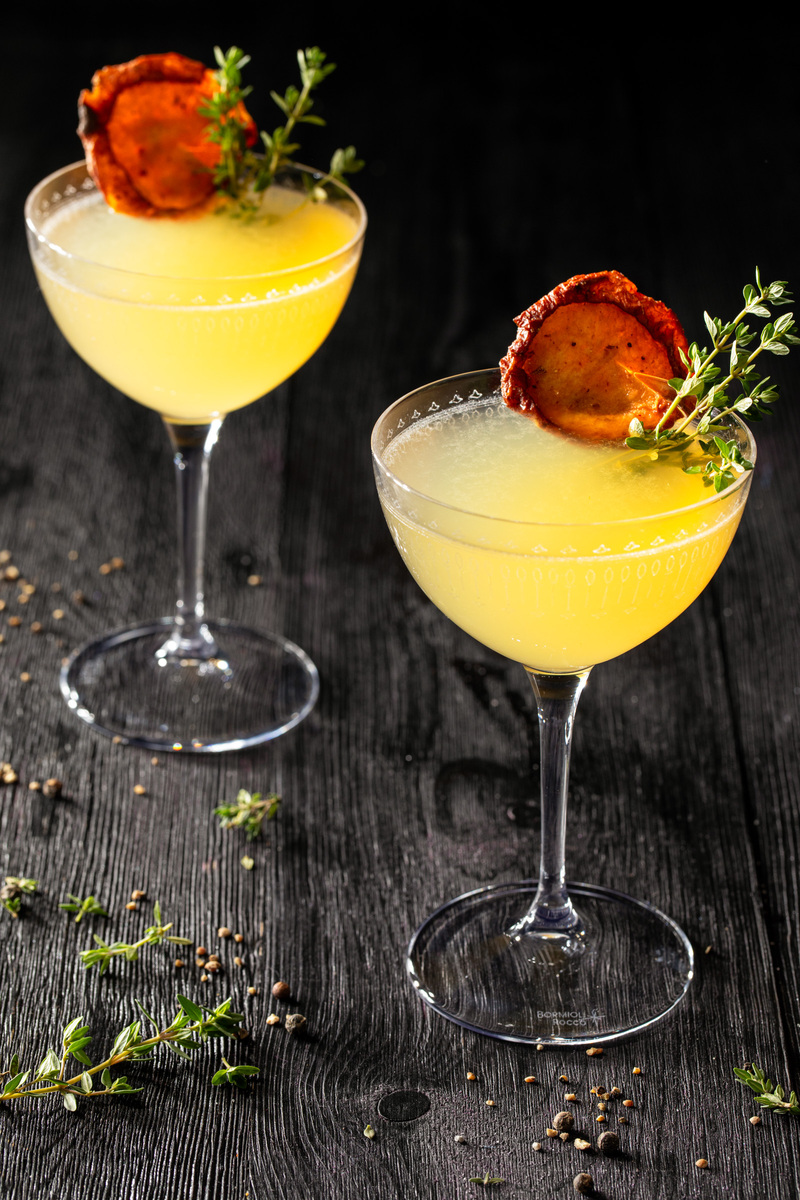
[500, 270, 690, 441]
[77, 52, 257, 216]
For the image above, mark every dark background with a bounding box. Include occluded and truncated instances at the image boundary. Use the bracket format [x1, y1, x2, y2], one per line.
[1, 8, 799, 1198]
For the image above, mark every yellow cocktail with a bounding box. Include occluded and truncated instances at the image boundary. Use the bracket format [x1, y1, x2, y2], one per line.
[26, 160, 366, 751]
[31, 172, 363, 422]
[378, 387, 750, 673]
[372, 366, 754, 1045]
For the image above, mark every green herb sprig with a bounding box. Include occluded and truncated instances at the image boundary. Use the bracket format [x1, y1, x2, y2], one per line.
[211, 1057, 260, 1090]
[215, 789, 281, 840]
[0, 996, 253, 1110]
[200, 45, 363, 204]
[60, 893, 109, 924]
[1, 876, 37, 918]
[625, 271, 797, 490]
[79, 901, 191, 974]
[469, 1172, 505, 1186]
[734, 1063, 800, 1115]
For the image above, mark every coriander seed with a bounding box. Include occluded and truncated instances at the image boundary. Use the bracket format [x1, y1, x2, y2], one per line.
[284, 1013, 306, 1035]
[750, 1115, 761, 1125]
[696, 1158, 708, 1169]
[553, 1111, 574, 1133]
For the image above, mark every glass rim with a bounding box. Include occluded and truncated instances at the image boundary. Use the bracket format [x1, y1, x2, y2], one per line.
[371, 367, 757, 530]
[25, 160, 367, 283]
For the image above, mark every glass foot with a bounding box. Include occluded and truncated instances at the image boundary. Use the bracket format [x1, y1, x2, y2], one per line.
[60, 618, 319, 752]
[407, 881, 694, 1045]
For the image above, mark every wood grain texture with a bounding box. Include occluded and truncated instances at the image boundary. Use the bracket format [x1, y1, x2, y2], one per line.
[1, 12, 799, 1200]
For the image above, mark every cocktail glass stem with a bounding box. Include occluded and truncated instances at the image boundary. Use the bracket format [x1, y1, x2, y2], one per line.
[156, 420, 223, 663]
[507, 668, 591, 941]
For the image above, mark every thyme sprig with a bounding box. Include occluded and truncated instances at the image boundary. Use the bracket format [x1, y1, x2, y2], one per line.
[80, 901, 191, 974]
[0, 995, 253, 1110]
[469, 1172, 505, 1186]
[215, 789, 281, 840]
[625, 271, 797, 491]
[1, 876, 37, 918]
[200, 45, 363, 203]
[734, 1063, 800, 1115]
[60, 893, 108, 924]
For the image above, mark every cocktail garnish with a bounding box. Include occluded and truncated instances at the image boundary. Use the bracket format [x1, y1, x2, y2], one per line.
[500, 270, 690, 441]
[77, 52, 257, 216]
[625, 270, 797, 490]
[199, 45, 363, 204]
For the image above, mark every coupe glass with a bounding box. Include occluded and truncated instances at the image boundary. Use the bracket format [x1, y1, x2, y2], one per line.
[372, 367, 755, 1044]
[26, 161, 366, 752]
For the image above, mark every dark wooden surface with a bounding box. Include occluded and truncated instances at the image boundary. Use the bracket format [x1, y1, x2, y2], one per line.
[2, 11, 799, 1199]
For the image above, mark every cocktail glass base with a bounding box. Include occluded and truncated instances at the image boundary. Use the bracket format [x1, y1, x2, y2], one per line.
[407, 881, 694, 1045]
[60, 617, 319, 753]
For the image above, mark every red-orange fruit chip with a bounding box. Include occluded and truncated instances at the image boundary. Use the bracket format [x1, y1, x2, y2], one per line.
[500, 271, 690, 441]
[77, 52, 257, 216]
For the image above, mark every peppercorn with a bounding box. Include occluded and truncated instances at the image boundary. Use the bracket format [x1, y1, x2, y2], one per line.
[573, 1172, 593, 1194]
[272, 980, 290, 1000]
[597, 1130, 619, 1155]
[553, 1111, 575, 1133]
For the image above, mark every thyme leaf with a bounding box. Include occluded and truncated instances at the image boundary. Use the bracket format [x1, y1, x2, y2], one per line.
[59, 893, 109, 924]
